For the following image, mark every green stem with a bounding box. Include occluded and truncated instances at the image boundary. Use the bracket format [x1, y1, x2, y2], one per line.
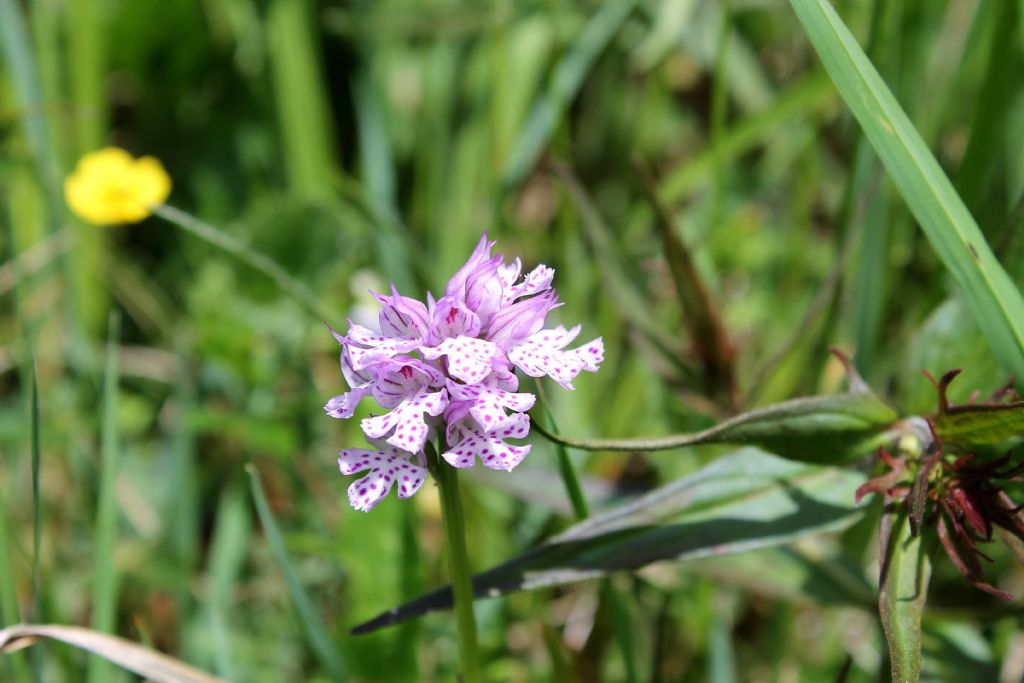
[152, 204, 331, 322]
[431, 441, 481, 683]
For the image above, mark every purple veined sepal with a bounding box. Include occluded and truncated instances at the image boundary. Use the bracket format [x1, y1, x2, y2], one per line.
[508, 325, 605, 390]
[338, 440, 429, 512]
[441, 412, 533, 472]
[324, 334, 377, 419]
[345, 321, 424, 371]
[428, 294, 483, 341]
[372, 284, 431, 339]
[485, 289, 561, 348]
[443, 234, 498, 303]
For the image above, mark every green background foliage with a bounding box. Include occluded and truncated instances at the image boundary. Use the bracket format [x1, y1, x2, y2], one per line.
[2, 0, 1023, 680]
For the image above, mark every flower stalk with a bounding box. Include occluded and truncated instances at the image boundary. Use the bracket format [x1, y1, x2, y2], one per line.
[153, 204, 331, 322]
[430, 439, 481, 683]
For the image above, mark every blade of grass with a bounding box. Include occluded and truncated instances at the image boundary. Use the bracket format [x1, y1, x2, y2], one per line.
[534, 381, 589, 521]
[246, 464, 348, 682]
[205, 481, 251, 681]
[265, 0, 337, 198]
[789, 0, 1024, 383]
[29, 359, 42, 682]
[88, 311, 121, 683]
[501, 0, 639, 188]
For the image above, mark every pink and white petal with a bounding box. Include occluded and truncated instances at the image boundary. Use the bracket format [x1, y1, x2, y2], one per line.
[421, 336, 500, 384]
[518, 264, 555, 298]
[497, 258, 521, 290]
[497, 412, 532, 439]
[441, 413, 532, 471]
[338, 447, 390, 475]
[570, 337, 604, 372]
[535, 324, 581, 348]
[448, 382, 536, 432]
[481, 442, 531, 472]
[395, 461, 427, 499]
[324, 385, 373, 419]
[345, 322, 389, 346]
[443, 432, 531, 471]
[508, 340, 585, 390]
[361, 409, 401, 439]
[347, 471, 395, 512]
[441, 443, 478, 468]
[383, 389, 448, 453]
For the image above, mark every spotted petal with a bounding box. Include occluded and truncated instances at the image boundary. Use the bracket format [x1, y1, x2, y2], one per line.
[508, 326, 603, 390]
[361, 388, 448, 453]
[420, 336, 500, 384]
[441, 413, 532, 471]
[324, 386, 373, 419]
[338, 445, 427, 512]
[447, 380, 536, 432]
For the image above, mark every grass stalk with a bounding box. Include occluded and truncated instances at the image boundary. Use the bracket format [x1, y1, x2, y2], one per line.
[153, 204, 330, 322]
[88, 311, 121, 683]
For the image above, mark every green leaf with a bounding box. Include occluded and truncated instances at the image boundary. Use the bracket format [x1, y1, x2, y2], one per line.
[534, 385, 898, 464]
[879, 510, 930, 683]
[934, 406, 1024, 449]
[788, 0, 1024, 384]
[927, 370, 1024, 448]
[352, 450, 866, 633]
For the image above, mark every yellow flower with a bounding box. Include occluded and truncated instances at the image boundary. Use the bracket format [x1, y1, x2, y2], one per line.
[64, 147, 171, 225]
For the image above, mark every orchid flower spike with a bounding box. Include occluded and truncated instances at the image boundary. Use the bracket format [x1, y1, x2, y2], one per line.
[325, 234, 604, 511]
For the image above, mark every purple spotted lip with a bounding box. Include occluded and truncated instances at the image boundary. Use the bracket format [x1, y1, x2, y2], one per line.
[326, 234, 604, 512]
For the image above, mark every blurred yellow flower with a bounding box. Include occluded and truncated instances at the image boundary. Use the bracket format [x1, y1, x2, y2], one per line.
[64, 147, 171, 225]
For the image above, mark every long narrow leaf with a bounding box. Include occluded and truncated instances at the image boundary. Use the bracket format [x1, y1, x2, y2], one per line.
[353, 450, 865, 633]
[0, 624, 225, 683]
[88, 313, 120, 683]
[789, 0, 1024, 382]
